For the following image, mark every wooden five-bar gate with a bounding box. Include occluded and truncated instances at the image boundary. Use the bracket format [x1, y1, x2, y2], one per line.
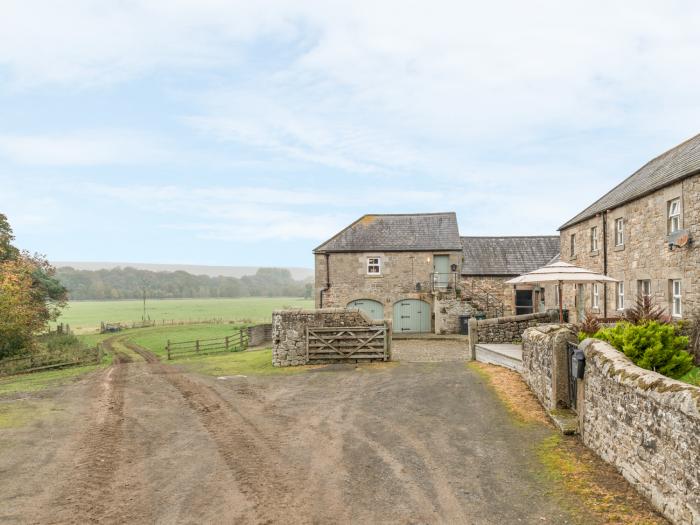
[305, 325, 388, 363]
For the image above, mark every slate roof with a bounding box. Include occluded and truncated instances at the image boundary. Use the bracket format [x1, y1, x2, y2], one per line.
[560, 133, 700, 230]
[314, 213, 462, 253]
[460, 236, 560, 276]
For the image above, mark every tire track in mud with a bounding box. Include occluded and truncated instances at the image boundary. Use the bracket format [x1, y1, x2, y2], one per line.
[123, 340, 300, 523]
[46, 336, 132, 524]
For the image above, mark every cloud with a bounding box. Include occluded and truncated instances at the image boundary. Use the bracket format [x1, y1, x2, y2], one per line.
[0, 131, 170, 166]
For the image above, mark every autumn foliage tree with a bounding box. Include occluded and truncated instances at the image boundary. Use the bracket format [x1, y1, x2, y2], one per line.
[0, 214, 67, 358]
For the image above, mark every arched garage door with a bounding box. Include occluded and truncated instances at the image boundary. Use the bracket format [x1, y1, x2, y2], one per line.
[393, 299, 431, 333]
[347, 299, 384, 321]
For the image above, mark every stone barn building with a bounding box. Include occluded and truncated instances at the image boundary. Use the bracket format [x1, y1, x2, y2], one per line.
[313, 212, 559, 334]
[460, 236, 560, 317]
[555, 132, 700, 323]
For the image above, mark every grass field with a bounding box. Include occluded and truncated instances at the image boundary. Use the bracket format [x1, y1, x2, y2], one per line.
[55, 297, 313, 332]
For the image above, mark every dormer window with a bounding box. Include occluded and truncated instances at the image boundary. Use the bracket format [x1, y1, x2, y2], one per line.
[668, 198, 681, 233]
[367, 257, 381, 275]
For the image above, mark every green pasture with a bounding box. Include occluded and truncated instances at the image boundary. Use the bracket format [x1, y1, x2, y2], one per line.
[55, 297, 313, 331]
[126, 323, 245, 359]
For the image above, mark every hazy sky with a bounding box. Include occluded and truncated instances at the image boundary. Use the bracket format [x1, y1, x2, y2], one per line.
[2, 1, 700, 268]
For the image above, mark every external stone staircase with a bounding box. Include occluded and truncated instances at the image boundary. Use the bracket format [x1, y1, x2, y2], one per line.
[461, 283, 505, 318]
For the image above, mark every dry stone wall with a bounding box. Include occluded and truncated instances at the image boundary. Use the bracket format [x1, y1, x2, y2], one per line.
[521, 325, 577, 410]
[247, 324, 272, 347]
[578, 338, 700, 525]
[523, 326, 700, 525]
[474, 312, 555, 344]
[272, 308, 373, 367]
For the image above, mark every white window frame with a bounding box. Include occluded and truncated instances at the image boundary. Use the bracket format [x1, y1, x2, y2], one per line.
[570, 233, 576, 256]
[616, 282, 624, 311]
[592, 283, 599, 309]
[638, 279, 651, 298]
[672, 279, 682, 317]
[554, 284, 560, 307]
[615, 218, 624, 246]
[590, 226, 598, 252]
[366, 256, 381, 275]
[668, 198, 681, 234]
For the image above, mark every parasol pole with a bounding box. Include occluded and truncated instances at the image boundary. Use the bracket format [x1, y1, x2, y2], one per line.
[558, 279, 564, 324]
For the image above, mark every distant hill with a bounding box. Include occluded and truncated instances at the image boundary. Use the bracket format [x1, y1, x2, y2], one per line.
[53, 261, 314, 281]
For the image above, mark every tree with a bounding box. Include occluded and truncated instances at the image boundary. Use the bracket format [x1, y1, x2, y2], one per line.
[0, 215, 67, 358]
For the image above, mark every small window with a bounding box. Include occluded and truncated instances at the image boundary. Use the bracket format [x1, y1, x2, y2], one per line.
[590, 226, 598, 252]
[672, 279, 682, 317]
[554, 284, 560, 307]
[367, 257, 381, 275]
[668, 199, 681, 234]
[616, 282, 625, 311]
[615, 218, 624, 246]
[570, 234, 576, 256]
[592, 283, 599, 308]
[638, 279, 651, 298]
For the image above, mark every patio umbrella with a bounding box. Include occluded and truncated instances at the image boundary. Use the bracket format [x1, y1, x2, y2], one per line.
[505, 261, 618, 323]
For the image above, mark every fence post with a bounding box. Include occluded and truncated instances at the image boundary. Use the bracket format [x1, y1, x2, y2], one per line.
[239, 329, 244, 350]
[196, 339, 200, 354]
[166, 340, 171, 360]
[225, 336, 229, 351]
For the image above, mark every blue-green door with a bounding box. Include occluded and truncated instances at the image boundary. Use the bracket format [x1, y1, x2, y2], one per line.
[433, 255, 450, 288]
[393, 299, 431, 333]
[347, 299, 384, 321]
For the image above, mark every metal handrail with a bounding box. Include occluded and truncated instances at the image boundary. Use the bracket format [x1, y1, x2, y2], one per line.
[430, 272, 459, 292]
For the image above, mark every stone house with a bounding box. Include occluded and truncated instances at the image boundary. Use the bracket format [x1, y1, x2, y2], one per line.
[555, 133, 700, 323]
[314, 213, 559, 334]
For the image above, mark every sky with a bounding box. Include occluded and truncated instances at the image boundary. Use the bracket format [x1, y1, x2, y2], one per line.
[2, 1, 700, 269]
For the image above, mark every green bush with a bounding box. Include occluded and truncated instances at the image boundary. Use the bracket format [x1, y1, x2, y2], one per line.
[591, 321, 694, 379]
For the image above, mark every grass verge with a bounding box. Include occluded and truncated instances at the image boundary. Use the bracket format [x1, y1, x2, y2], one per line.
[468, 361, 550, 426]
[0, 400, 58, 429]
[0, 364, 102, 396]
[537, 434, 667, 524]
[470, 360, 667, 525]
[175, 348, 305, 376]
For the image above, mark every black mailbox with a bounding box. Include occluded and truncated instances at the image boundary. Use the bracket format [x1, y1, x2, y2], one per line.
[572, 348, 586, 379]
[459, 315, 470, 335]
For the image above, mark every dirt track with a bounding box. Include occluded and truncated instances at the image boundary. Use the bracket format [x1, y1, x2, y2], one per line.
[0, 339, 651, 524]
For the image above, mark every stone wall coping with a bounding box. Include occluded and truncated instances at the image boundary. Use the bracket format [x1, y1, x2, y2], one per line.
[580, 338, 700, 419]
[272, 307, 376, 326]
[524, 323, 576, 336]
[477, 312, 552, 326]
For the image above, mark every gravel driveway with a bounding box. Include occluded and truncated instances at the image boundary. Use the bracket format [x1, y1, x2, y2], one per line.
[1, 344, 578, 524]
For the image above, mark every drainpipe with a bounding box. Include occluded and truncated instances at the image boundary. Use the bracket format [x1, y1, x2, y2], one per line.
[319, 253, 331, 308]
[602, 212, 608, 318]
